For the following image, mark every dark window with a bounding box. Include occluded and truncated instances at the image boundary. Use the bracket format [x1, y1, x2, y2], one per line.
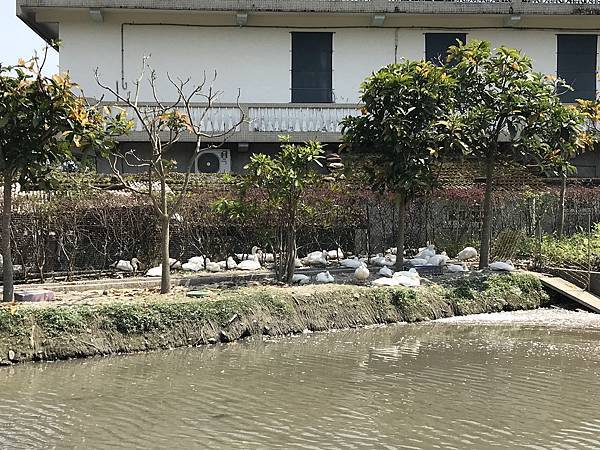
[557, 34, 597, 103]
[425, 33, 467, 66]
[291, 32, 333, 103]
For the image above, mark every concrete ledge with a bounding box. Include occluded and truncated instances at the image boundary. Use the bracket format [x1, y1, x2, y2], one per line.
[18, 0, 600, 16]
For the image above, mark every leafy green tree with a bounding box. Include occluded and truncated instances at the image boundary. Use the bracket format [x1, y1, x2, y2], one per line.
[0, 50, 129, 301]
[447, 40, 588, 267]
[537, 104, 591, 238]
[218, 138, 325, 283]
[341, 60, 458, 269]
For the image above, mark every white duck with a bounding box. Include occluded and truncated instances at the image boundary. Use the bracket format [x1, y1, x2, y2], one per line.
[188, 256, 206, 266]
[315, 271, 334, 283]
[236, 246, 262, 262]
[327, 248, 344, 260]
[372, 277, 399, 286]
[291, 274, 311, 285]
[489, 260, 516, 272]
[205, 261, 221, 272]
[238, 259, 261, 271]
[113, 260, 134, 272]
[373, 268, 421, 287]
[428, 251, 450, 266]
[372, 254, 396, 267]
[182, 261, 202, 272]
[447, 263, 469, 273]
[457, 246, 478, 261]
[340, 257, 362, 269]
[182, 256, 205, 272]
[145, 266, 162, 277]
[407, 257, 429, 266]
[415, 244, 436, 260]
[393, 268, 420, 279]
[112, 258, 142, 273]
[261, 252, 275, 263]
[378, 266, 394, 278]
[224, 256, 237, 269]
[354, 263, 370, 281]
[169, 258, 182, 270]
[394, 275, 421, 287]
[303, 251, 328, 266]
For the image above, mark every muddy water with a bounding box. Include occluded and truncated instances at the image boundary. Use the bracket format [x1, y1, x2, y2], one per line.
[2, 308, 600, 449]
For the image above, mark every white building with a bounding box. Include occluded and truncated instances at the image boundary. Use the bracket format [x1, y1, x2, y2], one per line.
[17, 0, 600, 175]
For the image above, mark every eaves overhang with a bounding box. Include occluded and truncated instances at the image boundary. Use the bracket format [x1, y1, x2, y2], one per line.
[16, 0, 600, 16]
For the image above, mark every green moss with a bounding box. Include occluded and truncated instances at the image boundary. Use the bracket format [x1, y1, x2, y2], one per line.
[447, 273, 547, 315]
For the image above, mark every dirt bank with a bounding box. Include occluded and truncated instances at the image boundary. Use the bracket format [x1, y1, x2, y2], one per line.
[0, 273, 549, 364]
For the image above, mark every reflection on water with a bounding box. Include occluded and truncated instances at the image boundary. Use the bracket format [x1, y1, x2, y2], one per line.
[2, 308, 600, 449]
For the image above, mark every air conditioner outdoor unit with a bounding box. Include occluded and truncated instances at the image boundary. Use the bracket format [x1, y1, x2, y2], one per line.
[195, 149, 232, 173]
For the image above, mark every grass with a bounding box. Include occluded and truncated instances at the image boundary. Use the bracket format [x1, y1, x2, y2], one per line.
[537, 224, 600, 271]
[0, 273, 549, 364]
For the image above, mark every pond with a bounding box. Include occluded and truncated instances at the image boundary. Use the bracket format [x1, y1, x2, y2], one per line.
[2, 308, 600, 449]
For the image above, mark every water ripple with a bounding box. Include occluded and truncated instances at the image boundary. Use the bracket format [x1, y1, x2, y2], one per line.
[1, 309, 600, 448]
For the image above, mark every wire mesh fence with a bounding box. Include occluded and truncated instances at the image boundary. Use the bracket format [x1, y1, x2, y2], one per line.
[532, 211, 596, 292]
[1, 181, 600, 287]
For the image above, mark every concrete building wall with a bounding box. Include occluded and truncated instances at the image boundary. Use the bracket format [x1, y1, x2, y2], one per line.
[57, 14, 600, 103]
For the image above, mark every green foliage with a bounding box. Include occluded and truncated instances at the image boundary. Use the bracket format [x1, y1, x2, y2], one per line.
[448, 40, 588, 172]
[447, 273, 548, 315]
[576, 93, 600, 141]
[0, 55, 131, 183]
[537, 223, 600, 270]
[217, 138, 327, 281]
[240, 138, 325, 207]
[341, 60, 457, 197]
[443, 40, 590, 267]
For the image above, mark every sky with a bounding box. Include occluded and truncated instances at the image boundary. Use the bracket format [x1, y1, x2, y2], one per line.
[0, 1, 59, 73]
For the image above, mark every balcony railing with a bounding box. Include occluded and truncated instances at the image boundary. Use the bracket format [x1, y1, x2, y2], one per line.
[115, 103, 361, 142]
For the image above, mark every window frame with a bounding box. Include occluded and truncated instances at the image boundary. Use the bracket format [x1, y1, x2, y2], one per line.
[290, 31, 334, 104]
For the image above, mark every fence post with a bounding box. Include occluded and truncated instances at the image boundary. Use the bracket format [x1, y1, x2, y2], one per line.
[535, 216, 542, 270]
[587, 212, 592, 291]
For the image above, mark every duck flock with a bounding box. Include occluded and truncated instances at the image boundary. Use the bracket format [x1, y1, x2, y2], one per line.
[111, 243, 517, 287]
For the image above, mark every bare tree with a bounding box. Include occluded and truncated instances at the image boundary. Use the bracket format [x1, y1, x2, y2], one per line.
[95, 58, 244, 293]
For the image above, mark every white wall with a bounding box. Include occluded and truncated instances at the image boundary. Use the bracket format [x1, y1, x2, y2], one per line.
[59, 19, 600, 103]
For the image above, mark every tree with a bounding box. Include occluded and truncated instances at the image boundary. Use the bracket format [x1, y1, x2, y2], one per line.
[341, 60, 458, 269]
[447, 40, 588, 267]
[217, 138, 326, 283]
[536, 103, 590, 238]
[96, 59, 244, 293]
[0, 49, 127, 301]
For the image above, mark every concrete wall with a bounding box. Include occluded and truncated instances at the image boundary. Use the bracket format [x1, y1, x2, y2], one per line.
[55, 12, 600, 103]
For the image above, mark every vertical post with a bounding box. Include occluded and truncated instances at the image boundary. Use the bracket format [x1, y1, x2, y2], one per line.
[479, 154, 495, 268]
[2, 174, 14, 302]
[536, 214, 542, 271]
[365, 203, 371, 264]
[587, 212, 592, 292]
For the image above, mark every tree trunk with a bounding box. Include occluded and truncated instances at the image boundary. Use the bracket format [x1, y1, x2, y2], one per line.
[283, 225, 297, 284]
[2, 174, 14, 302]
[394, 190, 406, 271]
[160, 213, 170, 294]
[558, 169, 567, 239]
[479, 154, 495, 269]
[281, 201, 297, 283]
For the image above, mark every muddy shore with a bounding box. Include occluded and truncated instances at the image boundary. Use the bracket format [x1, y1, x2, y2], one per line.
[0, 273, 550, 364]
